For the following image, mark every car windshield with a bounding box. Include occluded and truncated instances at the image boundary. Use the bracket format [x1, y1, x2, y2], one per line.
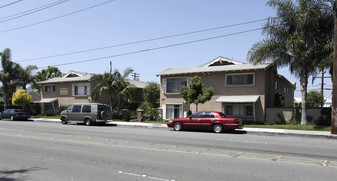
[218, 112, 227, 118]
[14, 109, 23, 112]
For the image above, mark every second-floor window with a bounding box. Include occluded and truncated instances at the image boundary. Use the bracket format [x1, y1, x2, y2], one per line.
[72, 83, 90, 96]
[226, 73, 254, 86]
[45, 85, 55, 92]
[162, 77, 191, 93]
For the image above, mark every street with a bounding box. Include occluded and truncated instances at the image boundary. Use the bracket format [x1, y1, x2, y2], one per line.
[0, 121, 336, 181]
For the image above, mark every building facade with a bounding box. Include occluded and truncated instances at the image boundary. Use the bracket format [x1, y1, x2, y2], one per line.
[157, 57, 296, 123]
[36, 70, 147, 115]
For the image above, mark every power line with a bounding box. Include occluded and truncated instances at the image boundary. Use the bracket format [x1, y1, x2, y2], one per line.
[0, 0, 69, 24]
[0, 0, 23, 9]
[37, 28, 262, 69]
[17, 18, 268, 63]
[0, 0, 114, 34]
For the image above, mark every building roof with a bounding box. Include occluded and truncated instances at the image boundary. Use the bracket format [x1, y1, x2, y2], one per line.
[157, 56, 273, 76]
[38, 70, 92, 84]
[38, 70, 148, 89]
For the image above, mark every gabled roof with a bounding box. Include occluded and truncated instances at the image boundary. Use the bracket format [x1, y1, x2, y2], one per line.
[38, 70, 92, 84]
[38, 70, 149, 89]
[200, 56, 243, 67]
[157, 56, 273, 76]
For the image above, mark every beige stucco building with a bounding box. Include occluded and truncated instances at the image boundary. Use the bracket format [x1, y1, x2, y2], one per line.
[157, 57, 296, 123]
[36, 70, 147, 115]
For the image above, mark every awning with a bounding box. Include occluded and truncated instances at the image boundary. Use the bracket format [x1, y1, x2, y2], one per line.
[216, 96, 259, 103]
[34, 98, 58, 104]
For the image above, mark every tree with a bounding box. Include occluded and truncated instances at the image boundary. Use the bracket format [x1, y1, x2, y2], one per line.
[18, 65, 38, 90]
[12, 89, 31, 107]
[0, 48, 21, 109]
[307, 90, 325, 107]
[180, 75, 214, 112]
[247, 0, 334, 125]
[138, 82, 160, 121]
[274, 93, 285, 107]
[143, 82, 160, 108]
[91, 61, 135, 112]
[32, 66, 63, 91]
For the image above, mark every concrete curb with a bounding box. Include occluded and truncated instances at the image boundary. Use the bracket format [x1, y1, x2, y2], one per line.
[31, 118, 337, 139]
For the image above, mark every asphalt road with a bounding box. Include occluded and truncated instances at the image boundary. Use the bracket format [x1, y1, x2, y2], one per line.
[0, 120, 336, 181]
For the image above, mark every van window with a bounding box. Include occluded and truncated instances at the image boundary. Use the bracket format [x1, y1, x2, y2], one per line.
[98, 105, 107, 111]
[67, 105, 72, 111]
[72, 105, 81, 113]
[82, 105, 91, 113]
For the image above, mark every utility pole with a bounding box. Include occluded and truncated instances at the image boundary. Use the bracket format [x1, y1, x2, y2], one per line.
[332, 0, 337, 134]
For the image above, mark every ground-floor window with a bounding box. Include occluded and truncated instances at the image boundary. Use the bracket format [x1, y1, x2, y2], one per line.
[166, 105, 182, 119]
[226, 105, 253, 116]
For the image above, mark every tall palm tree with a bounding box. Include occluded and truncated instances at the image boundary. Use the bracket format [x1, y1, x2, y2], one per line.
[19, 65, 38, 90]
[91, 61, 135, 112]
[0, 48, 21, 109]
[247, 0, 334, 125]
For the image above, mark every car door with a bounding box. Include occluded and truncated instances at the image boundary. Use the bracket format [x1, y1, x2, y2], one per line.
[2, 110, 9, 119]
[186, 112, 203, 129]
[199, 112, 215, 129]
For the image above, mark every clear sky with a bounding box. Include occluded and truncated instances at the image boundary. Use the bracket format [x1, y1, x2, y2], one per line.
[0, 0, 332, 98]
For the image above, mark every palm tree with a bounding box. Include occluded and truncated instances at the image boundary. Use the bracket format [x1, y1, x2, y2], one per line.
[19, 65, 38, 90]
[247, 0, 334, 125]
[0, 48, 21, 109]
[91, 61, 135, 112]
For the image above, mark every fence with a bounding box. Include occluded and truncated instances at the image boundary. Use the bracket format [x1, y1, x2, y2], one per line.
[266, 107, 331, 125]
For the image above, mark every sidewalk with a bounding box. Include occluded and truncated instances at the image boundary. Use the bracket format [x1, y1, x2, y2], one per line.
[32, 118, 337, 139]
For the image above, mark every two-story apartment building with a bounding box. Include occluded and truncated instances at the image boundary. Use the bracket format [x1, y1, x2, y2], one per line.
[35, 70, 148, 115]
[156, 56, 295, 123]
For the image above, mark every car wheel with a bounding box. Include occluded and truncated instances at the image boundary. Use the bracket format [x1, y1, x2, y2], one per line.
[173, 122, 183, 131]
[213, 124, 223, 133]
[10, 116, 14, 121]
[61, 117, 67, 124]
[84, 118, 92, 126]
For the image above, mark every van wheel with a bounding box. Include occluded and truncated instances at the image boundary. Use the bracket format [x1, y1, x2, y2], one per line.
[84, 118, 92, 126]
[61, 117, 67, 124]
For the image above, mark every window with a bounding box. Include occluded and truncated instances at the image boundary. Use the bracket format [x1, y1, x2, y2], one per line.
[226, 74, 254, 86]
[275, 81, 278, 90]
[162, 77, 191, 93]
[226, 105, 253, 116]
[45, 85, 55, 92]
[72, 105, 81, 112]
[72, 83, 90, 96]
[201, 112, 215, 118]
[191, 112, 203, 118]
[218, 112, 227, 118]
[166, 105, 182, 119]
[82, 105, 91, 113]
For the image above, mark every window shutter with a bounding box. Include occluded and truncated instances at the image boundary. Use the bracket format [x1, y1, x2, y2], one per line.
[162, 78, 167, 93]
[86, 83, 90, 95]
[72, 84, 75, 96]
[187, 77, 192, 85]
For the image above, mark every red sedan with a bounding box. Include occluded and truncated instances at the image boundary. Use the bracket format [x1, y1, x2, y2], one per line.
[167, 111, 243, 133]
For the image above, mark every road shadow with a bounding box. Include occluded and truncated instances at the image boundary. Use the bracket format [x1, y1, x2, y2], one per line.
[0, 119, 33, 122]
[0, 167, 45, 181]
